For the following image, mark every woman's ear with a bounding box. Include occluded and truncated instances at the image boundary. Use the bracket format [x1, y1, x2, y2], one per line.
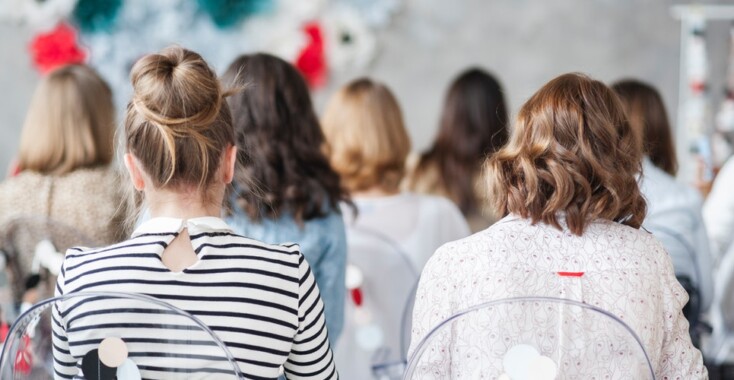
[124, 153, 146, 191]
[222, 145, 237, 184]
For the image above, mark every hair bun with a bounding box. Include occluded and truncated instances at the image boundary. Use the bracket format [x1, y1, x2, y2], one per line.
[130, 46, 222, 131]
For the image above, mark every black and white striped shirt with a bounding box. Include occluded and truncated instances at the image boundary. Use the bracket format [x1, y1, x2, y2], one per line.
[52, 217, 337, 379]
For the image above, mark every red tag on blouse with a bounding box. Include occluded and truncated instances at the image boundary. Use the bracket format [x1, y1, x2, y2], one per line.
[557, 272, 584, 277]
[14, 335, 32, 374]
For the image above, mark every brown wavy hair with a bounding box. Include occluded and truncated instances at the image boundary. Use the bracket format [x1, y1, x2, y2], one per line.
[221, 53, 349, 222]
[407, 67, 508, 214]
[612, 79, 677, 176]
[486, 73, 646, 235]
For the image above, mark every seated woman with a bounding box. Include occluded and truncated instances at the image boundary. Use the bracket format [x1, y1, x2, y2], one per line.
[322, 78, 470, 379]
[613, 79, 714, 319]
[0, 64, 126, 306]
[404, 68, 509, 232]
[322, 78, 470, 271]
[409, 73, 706, 379]
[221, 54, 349, 344]
[52, 47, 337, 379]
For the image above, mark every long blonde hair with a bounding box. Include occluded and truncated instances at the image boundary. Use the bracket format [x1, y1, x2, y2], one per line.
[322, 78, 411, 193]
[18, 65, 115, 175]
[486, 73, 646, 235]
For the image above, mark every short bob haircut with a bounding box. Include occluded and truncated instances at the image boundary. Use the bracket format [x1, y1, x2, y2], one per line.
[612, 79, 677, 176]
[322, 78, 411, 193]
[487, 73, 646, 236]
[18, 65, 115, 175]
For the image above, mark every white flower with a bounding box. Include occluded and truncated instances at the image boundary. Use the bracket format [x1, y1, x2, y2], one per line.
[0, 0, 79, 31]
[321, 4, 376, 71]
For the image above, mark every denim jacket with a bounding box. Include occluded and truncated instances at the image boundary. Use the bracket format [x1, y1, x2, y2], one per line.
[226, 206, 347, 345]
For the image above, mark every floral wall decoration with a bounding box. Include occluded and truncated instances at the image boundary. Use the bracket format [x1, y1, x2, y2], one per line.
[30, 22, 86, 73]
[72, 0, 122, 32]
[0, 0, 402, 107]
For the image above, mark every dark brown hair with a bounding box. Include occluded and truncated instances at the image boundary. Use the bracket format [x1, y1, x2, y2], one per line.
[612, 79, 678, 176]
[125, 46, 235, 191]
[487, 73, 646, 235]
[18, 64, 115, 175]
[321, 78, 411, 193]
[221, 53, 349, 222]
[407, 67, 508, 213]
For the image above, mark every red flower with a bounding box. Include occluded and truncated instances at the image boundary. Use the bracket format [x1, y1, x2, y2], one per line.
[30, 23, 87, 74]
[296, 22, 327, 88]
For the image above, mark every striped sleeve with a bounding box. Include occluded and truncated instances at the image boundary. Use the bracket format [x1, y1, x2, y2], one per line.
[283, 254, 338, 380]
[52, 258, 78, 379]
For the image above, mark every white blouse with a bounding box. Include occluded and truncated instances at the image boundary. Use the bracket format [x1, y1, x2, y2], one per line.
[704, 157, 734, 260]
[409, 215, 707, 379]
[342, 192, 471, 271]
[335, 193, 470, 379]
[639, 158, 714, 311]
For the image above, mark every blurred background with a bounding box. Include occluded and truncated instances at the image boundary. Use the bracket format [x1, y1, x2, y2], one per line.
[0, 0, 732, 176]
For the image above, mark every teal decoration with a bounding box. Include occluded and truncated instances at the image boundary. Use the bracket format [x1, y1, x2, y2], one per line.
[73, 0, 123, 33]
[197, 0, 274, 29]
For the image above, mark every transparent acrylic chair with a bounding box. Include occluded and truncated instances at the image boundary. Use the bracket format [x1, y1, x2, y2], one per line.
[404, 297, 655, 380]
[707, 243, 734, 363]
[0, 291, 243, 379]
[335, 226, 420, 380]
[644, 220, 707, 347]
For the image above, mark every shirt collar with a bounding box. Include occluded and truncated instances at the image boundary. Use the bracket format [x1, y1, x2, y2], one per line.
[132, 216, 234, 237]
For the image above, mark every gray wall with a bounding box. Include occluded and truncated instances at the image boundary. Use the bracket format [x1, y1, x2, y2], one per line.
[0, 0, 731, 174]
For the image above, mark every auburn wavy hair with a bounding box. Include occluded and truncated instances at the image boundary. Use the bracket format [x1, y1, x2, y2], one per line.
[486, 73, 646, 235]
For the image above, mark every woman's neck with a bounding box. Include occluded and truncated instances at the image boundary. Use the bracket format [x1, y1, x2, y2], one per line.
[146, 188, 222, 220]
[352, 186, 401, 198]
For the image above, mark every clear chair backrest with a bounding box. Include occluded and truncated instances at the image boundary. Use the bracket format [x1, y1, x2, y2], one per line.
[643, 206, 702, 281]
[708, 243, 734, 362]
[336, 226, 420, 380]
[0, 216, 101, 306]
[0, 291, 242, 379]
[404, 297, 655, 380]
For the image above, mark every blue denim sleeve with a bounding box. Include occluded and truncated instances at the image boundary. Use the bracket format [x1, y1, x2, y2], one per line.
[313, 213, 347, 346]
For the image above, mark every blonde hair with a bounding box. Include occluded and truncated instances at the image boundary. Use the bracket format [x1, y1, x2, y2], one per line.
[18, 65, 115, 175]
[322, 78, 411, 192]
[486, 73, 646, 235]
[124, 46, 235, 192]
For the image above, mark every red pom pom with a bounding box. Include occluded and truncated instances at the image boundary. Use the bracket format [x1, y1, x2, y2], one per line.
[14, 335, 32, 374]
[350, 287, 363, 307]
[0, 321, 8, 343]
[296, 22, 327, 88]
[30, 23, 87, 74]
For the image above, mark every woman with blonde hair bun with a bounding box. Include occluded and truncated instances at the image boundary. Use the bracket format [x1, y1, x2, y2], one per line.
[409, 73, 706, 379]
[51, 46, 337, 379]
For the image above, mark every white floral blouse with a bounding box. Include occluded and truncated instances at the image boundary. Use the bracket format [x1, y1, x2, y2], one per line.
[409, 214, 707, 379]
